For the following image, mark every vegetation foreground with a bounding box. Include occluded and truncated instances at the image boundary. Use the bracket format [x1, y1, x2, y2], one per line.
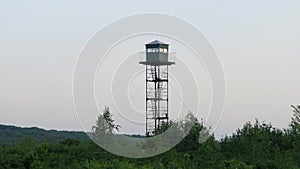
[1, 105, 300, 169]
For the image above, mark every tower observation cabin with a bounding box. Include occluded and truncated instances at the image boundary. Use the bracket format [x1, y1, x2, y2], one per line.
[139, 40, 175, 137]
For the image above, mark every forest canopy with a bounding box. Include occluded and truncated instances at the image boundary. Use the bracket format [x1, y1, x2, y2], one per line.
[0, 105, 300, 168]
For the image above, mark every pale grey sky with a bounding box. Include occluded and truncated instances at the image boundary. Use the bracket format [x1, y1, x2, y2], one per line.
[1, 1, 300, 138]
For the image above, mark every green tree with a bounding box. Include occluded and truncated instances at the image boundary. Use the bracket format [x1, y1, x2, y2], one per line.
[92, 106, 120, 135]
[291, 105, 300, 133]
[175, 112, 209, 152]
[290, 105, 300, 166]
[220, 119, 286, 168]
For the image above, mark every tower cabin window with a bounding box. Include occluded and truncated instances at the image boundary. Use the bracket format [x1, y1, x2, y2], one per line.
[147, 48, 161, 53]
[163, 48, 168, 53]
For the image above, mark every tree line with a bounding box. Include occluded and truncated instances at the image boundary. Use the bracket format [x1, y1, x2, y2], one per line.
[0, 105, 300, 168]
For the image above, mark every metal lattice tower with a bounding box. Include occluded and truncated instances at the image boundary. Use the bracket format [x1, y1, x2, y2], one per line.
[139, 40, 175, 137]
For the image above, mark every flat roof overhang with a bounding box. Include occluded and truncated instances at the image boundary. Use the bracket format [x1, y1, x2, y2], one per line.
[139, 61, 175, 66]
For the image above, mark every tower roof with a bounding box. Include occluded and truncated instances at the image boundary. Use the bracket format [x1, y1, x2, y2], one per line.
[146, 40, 168, 45]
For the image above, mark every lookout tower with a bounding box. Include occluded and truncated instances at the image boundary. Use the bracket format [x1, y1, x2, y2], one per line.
[139, 40, 175, 137]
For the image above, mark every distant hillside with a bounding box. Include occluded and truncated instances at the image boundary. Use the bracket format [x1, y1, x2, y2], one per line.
[0, 124, 90, 145]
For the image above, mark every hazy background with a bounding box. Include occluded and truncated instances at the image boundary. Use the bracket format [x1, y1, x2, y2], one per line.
[1, 1, 300, 138]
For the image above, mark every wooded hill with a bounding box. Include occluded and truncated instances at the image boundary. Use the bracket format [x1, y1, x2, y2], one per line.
[0, 124, 90, 146]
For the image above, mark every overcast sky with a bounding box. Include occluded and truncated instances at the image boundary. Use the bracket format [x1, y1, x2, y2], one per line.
[1, 1, 300, 138]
